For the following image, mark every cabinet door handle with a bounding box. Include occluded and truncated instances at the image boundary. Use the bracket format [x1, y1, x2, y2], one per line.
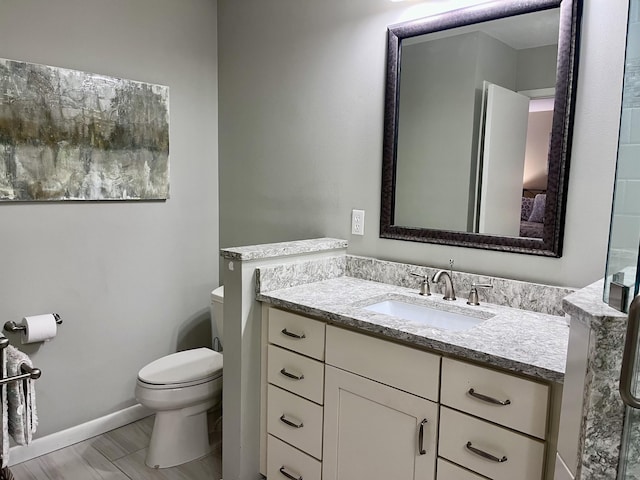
[280, 414, 304, 429]
[280, 368, 304, 381]
[465, 441, 508, 463]
[468, 388, 511, 406]
[418, 418, 428, 455]
[279, 466, 303, 480]
[281, 328, 306, 339]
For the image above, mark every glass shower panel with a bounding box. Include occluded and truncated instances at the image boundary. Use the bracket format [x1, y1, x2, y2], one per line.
[604, 0, 640, 313]
[614, 2, 640, 480]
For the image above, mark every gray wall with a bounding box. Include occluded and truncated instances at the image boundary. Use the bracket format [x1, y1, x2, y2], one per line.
[395, 33, 480, 231]
[0, 0, 218, 437]
[517, 44, 559, 92]
[476, 33, 518, 91]
[394, 31, 519, 232]
[219, 0, 627, 289]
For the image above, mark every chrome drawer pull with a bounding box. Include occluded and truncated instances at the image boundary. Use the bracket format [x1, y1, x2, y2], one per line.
[279, 466, 303, 480]
[281, 328, 306, 339]
[418, 418, 428, 455]
[280, 414, 304, 429]
[280, 368, 304, 381]
[465, 441, 508, 463]
[468, 388, 511, 406]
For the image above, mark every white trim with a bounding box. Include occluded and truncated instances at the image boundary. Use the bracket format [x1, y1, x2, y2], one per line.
[554, 453, 575, 480]
[8, 403, 153, 466]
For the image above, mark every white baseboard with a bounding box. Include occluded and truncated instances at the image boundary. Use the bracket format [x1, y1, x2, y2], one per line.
[8, 403, 153, 466]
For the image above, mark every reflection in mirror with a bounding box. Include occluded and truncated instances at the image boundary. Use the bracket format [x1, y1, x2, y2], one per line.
[395, 9, 558, 238]
[380, 0, 582, 257]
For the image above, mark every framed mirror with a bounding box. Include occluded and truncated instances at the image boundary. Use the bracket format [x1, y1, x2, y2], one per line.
[380, 0, 582, 257]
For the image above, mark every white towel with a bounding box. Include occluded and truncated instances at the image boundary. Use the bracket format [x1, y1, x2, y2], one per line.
[6, 346, 37, 445]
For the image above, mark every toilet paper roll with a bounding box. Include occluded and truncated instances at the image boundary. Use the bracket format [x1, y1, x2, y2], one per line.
[19, 314, 57, 344]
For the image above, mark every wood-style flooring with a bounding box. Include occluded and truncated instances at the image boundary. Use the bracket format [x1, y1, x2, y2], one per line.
[9, 414, 222, 480]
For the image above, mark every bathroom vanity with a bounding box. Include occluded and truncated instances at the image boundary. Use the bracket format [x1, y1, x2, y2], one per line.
[220, 238, 572, 480]
[262, 306, 557, 480]
[255, 256, 569, 480]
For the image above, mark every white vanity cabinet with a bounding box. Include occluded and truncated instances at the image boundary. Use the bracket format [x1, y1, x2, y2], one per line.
[264, 308, 327, 480]
[439, 407, 545, 480]
[439, 357, 549, 480]
[323, 326, 440, 480]
[261, 306, 556, 480]
[440, 357, 550, 439]
[437, 458, 488, 480]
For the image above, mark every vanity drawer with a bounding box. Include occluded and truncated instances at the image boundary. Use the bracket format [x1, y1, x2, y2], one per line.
[325, 325, 440, 402]
[268, 344, 325, 404]
[437, 458, 488, 480]
[441, 357, 549, 439]
[267, 384, 324, 460]
[267, 434, 322, 480]
[439, 407, 545, 480]
[269, 308, 326, 361]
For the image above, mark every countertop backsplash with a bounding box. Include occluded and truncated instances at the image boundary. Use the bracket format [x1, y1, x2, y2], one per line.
[257, 254, 575, 317]
[346, 256, 576, 317]
[256, 256, 346, 293]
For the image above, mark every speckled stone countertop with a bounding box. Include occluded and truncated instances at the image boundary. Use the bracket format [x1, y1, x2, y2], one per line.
[563, 279, 627, 326]
[562, 279, 628, 480]
[220, 238, 348, 261]
[258, 276, 569, 383]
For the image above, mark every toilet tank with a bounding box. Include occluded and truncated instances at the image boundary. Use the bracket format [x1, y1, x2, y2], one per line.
[211, 286, 224, 347]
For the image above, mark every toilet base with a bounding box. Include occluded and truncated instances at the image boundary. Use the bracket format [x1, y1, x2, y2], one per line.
[145, 406, 212, 469]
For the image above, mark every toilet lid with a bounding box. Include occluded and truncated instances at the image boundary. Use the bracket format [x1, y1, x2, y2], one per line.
[138, 348, 223, 385]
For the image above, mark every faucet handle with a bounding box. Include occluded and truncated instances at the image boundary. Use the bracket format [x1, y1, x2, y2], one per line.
[410, 272, 431, 296]
[467, 283, 493, 306]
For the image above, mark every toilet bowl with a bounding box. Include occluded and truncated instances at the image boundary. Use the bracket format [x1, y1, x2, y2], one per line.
[135, 286, 225, 468]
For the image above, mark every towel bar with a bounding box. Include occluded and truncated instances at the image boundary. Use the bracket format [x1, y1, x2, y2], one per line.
[0, 336, 42, 385]
[0, 365, 41, 386]
[3, 313, 62, 333]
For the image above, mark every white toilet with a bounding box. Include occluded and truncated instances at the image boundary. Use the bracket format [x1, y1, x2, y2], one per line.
[135, 286, 225, 468]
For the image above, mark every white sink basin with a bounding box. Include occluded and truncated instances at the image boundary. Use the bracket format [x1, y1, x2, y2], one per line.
[363, 299, 485, 331]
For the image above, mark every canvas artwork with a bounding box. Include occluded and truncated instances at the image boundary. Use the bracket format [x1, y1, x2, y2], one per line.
[0, 58, 169, 201]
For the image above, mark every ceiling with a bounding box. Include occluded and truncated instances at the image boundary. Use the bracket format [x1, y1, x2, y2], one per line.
[404, 7, 560, 50]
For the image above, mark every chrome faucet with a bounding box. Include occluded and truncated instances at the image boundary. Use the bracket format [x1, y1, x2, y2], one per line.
[432, 270, 456, 301]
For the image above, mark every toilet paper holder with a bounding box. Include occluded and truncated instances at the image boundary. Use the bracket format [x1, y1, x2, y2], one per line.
[4, 313, 63, 333]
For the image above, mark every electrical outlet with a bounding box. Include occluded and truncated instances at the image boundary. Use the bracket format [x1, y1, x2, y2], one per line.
[352, 209, 365, 235]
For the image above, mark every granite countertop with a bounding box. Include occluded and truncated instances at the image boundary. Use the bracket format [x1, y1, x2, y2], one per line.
[258, 276, 569, 383]
[220, 238, 348, 261]
[563, 279, 627, 326]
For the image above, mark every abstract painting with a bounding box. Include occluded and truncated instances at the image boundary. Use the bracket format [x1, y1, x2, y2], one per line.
[0, 58, 169, 201]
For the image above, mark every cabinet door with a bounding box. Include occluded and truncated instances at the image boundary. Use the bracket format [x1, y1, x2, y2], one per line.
[323, 365, 437, 480]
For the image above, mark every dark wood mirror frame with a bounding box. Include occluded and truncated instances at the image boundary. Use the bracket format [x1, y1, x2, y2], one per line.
[380, 0, 582, 257]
